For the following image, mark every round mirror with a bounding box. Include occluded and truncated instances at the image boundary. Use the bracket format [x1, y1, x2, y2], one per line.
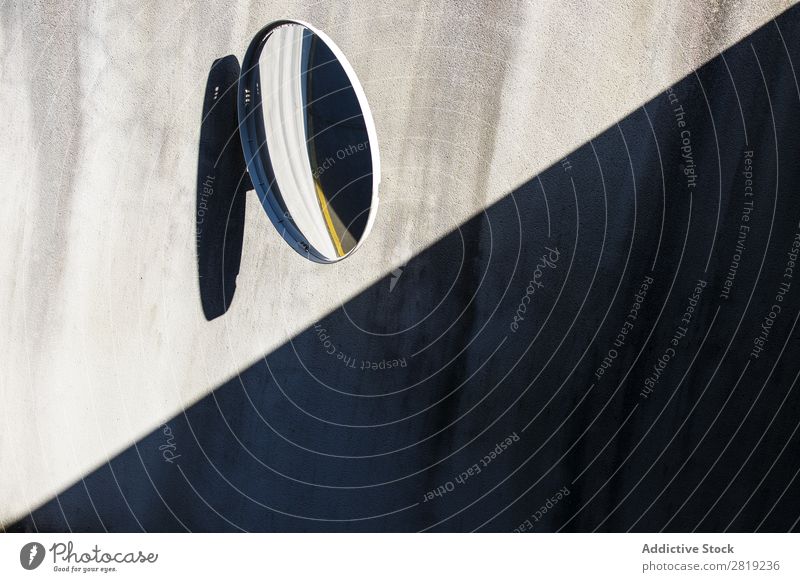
[238, 20, 380, 263]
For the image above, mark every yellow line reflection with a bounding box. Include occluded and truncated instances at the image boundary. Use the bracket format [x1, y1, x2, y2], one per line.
[315, 181, 345, 257]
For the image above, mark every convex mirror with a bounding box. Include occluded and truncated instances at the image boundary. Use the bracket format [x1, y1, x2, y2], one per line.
[238, 20, 380, 263]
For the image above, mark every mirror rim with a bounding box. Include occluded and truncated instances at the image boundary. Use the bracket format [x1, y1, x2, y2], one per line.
[238, 19, 381, 263]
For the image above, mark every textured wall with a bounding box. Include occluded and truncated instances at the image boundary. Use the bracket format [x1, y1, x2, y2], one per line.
[1, 1, 798, 530]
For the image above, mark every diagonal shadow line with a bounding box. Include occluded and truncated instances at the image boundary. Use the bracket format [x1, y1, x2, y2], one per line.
[9, 5, 800, 532]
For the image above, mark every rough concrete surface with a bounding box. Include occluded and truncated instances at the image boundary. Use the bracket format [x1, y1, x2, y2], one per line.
[1, 0, 798, 529]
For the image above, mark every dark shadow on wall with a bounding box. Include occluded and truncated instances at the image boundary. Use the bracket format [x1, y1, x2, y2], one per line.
[196, 56, 249, 321]
[10, 6, 800, 532]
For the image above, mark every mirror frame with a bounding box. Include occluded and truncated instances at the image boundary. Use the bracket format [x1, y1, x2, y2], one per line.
[238, 19, 381, 263]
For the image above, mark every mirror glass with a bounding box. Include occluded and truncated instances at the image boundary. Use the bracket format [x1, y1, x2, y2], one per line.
[239, 22, 379, 263]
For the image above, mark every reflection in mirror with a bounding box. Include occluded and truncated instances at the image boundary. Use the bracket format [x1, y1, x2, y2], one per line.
[239, 21, 379, 263]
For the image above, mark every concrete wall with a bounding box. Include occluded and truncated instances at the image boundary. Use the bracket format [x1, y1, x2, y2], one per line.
[1, 0, 797, 529]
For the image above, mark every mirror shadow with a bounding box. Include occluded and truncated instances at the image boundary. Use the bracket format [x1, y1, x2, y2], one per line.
[196, 56, 249, 321]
